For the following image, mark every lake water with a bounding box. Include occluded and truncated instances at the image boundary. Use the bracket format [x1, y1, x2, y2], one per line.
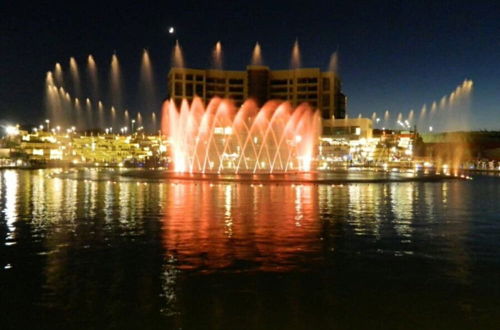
[1, 169, 499, 329]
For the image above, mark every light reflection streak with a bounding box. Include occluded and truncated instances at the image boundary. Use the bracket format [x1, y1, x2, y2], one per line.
[3, 170, 18, 233]
[224, 184, 233, 237]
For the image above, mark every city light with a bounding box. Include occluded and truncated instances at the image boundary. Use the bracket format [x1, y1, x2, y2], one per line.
[5, 125, 19, 135]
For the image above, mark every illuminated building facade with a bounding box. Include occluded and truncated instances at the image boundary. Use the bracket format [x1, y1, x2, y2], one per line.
[167, 66, 346, 120]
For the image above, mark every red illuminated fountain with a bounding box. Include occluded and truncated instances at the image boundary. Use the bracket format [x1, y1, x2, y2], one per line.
[161, 96, 321, 173]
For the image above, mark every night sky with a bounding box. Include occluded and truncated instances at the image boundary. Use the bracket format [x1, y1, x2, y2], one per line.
[1, 0, 499, 129]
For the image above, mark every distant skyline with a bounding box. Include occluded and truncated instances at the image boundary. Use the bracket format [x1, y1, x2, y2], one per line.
[1, 0, 499, 129]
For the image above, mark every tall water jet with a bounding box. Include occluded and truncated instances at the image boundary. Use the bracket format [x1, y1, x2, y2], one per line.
[408, 109, 414, 123]
[419, 104, 427, 120]
[251, 42, 263, 66]
[397, 112, 403, 124]
[384, 110, 390, 127]
[85, 98, 92, 129]
[110, 54, 123, 110]
[328, 51, 339, 74]
[124, 109, 130, 128]
[74, 98, 82, 129]
[212, 41, 223, 69]
[430, 101, 437, 117]
[172, 40, 185, 68]
[87, 55, 99, 101]
[45, 71, 57, 121]
[54, 63, 64, 87]
[46, 71, 54, 86]
[69, 57, 82, 98]
[290, 39, 301, 69]
[137, 112, 143, 130]
[111, 106, 117, 128]
[139, 49, 158, 114]
[98, 101, 105, 128]
[151, 112, 157, 133]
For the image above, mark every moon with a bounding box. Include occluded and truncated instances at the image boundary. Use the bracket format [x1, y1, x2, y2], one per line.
[168, 26, 175, 34]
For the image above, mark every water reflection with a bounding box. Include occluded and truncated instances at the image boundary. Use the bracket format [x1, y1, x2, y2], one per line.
[0, 169, 499, 328]
[162, 182, 320, 272]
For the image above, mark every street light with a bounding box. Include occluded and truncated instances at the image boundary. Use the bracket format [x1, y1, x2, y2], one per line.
[45, 119, 50, 131]
[131, 119, 136, 133]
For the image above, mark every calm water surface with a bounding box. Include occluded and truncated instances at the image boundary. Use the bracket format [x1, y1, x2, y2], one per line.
[1, 169, 499, 329]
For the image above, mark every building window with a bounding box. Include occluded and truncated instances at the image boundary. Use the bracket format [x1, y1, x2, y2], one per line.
[216, 78, 225, 84]
[196, 75, 204, 81]
[174, 82, 182, 95]
[186, 74, 193, 80]
[229, 79, 243, 84]
[186, 84, 193, 96]
[229, 86, 243, 92]
[175, 73, 183, 80]
[271, 87, 287, 93]
[195, 84, 203, 95]
[322, 94, 330, 106]
[323, 78, 330, 90]
[271, 79, 288, 85]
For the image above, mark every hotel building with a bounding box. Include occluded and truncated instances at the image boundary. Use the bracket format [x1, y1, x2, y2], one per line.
[167, 66, 347, 120]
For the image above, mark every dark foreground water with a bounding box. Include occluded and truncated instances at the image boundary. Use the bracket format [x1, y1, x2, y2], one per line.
[0, 169, 499, 329]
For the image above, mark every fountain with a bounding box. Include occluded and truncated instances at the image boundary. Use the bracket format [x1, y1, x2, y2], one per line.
[251, 42, 263, 66]
[290, 39, 301, 69]
[212, 41, 223, 69]
[161, 97, 321, 173]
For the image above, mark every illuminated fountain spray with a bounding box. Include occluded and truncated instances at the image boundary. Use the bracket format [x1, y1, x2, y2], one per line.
[161, 97, 321, 173]
[251, 42, 263, 65]
[139, 49, 158, 131]
[69, 57, 82, 98]
[54, 63, 64, 86]
[151, 112, 157, 132]
[290, 39, 301, 69]
[212, 41, 223, 69]
[172, 40, 185, 68]
[98, 101, 105, 126]
[85, 98, 92, 127]
[110, 54, 123, 110]
[328, 51, 339, 74]
[87, 55, 99, 101]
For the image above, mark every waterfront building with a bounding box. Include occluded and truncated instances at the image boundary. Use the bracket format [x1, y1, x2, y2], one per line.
[167, 66, 347, 121]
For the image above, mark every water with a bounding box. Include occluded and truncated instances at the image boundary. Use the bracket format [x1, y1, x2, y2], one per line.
[161, 97, 321, 173]
[1, 169, 499, 329]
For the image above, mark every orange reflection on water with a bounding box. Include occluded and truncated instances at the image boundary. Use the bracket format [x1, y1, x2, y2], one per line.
[162, 182, 320, 272]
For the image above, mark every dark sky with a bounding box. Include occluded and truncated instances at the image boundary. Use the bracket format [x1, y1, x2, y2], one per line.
[1, 0, 499, 129]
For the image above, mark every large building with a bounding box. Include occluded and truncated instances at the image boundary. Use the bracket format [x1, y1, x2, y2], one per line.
[167, 66, 347, 120]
